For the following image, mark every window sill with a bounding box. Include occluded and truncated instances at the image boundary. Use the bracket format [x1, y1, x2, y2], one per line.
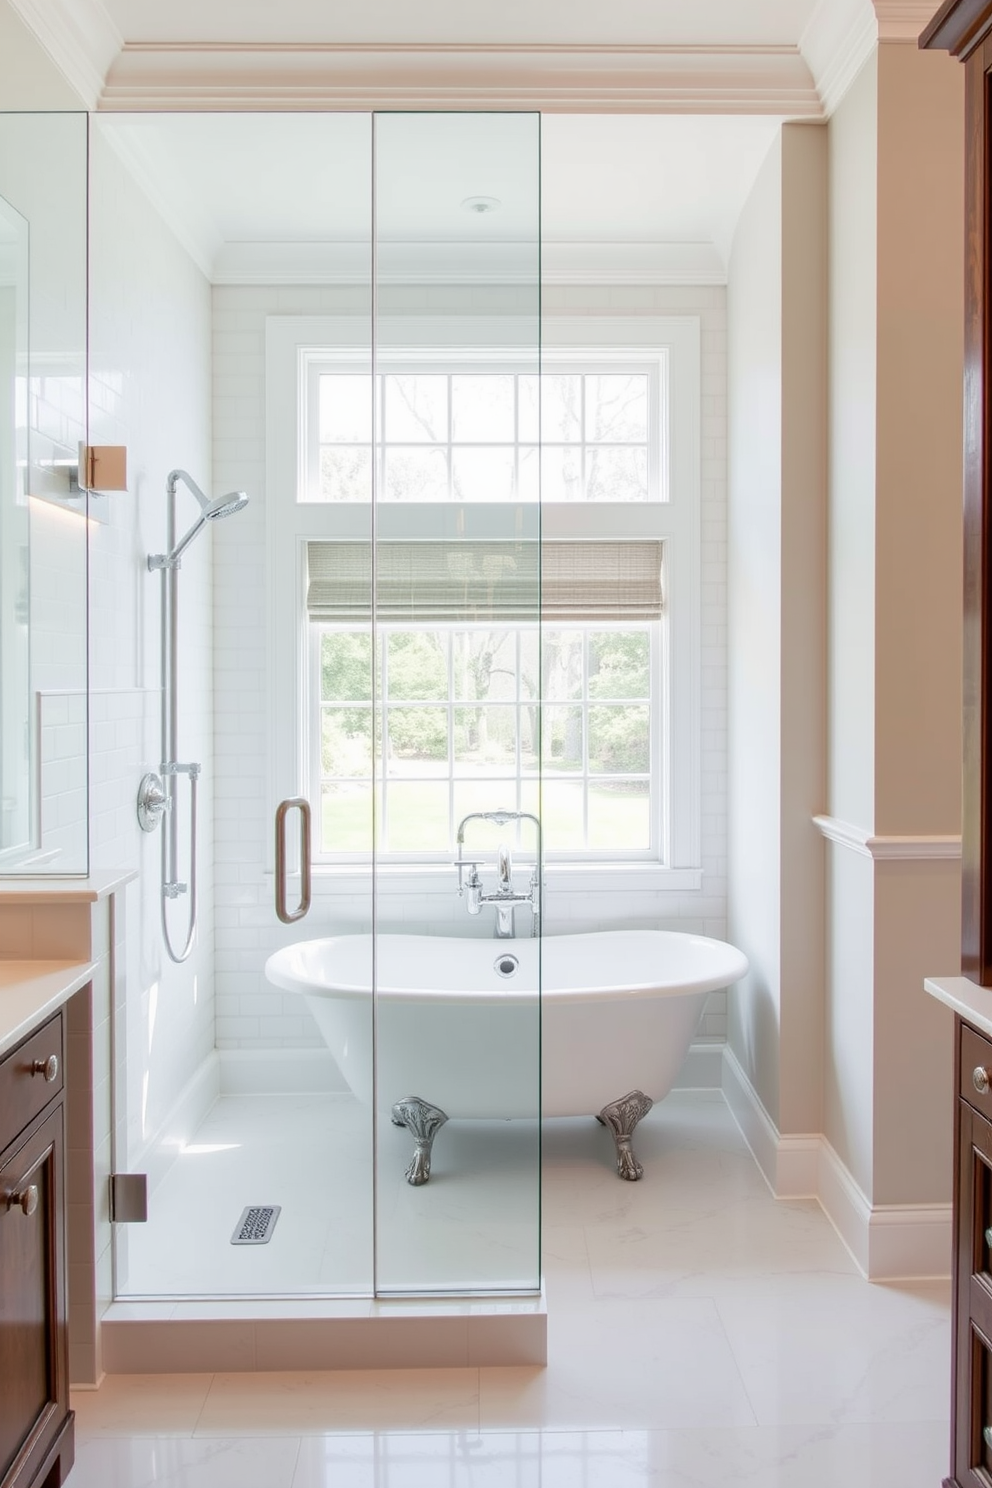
[305, 863, 703, 895]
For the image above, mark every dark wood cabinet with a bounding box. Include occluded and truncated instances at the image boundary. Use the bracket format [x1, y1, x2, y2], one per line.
[951, 1018, 992, 1486]
[0, 1013, 73, 1488]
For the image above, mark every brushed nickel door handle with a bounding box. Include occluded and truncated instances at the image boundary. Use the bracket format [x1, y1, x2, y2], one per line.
[275, 797, 311, 925]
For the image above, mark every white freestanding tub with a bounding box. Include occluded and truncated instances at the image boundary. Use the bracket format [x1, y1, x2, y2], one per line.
[266, 929, 747, 1182]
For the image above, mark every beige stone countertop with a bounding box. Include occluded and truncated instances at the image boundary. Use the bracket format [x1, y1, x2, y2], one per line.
[0, 959, 96, 1058]
[925, 974, 992, 1040]
[0, 869, 136, 903]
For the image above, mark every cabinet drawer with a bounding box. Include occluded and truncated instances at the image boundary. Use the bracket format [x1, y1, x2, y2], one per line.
[0, 1014, 64, 1151]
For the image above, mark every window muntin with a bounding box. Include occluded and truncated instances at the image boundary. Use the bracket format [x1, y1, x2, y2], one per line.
[313, 623, 657, 860]
[266, 314, 700, 876]
[304, 361, 663, 505]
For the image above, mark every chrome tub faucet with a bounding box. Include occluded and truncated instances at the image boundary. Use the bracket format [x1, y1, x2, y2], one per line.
[454, 810, 542, 939]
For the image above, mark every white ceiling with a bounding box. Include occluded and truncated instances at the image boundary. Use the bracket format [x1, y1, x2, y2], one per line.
[101, 0, 822, 47]
[96, 111, 782, 284]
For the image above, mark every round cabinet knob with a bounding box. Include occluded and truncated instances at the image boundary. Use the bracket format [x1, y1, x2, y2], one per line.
[975, 1066, 991, 1095]
[31, 1054, 58, 1083]
[6, 1185, 39, 1217]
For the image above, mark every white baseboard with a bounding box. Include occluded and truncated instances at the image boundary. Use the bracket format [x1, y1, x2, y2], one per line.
[867, 1203, 953, 1280]
[722, 1047, 951, 1280]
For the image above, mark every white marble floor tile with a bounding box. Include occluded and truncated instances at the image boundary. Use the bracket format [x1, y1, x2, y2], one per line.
[286, 1419, 948, 1488]
[66, 1435, 301, 1488]
[75, 1089, 952, 1486]
[193, 1369, 480, 1435]
[70, 1374, 214, 1441]
[582, 1193, 856, 1300]
[709, 1274, 952, 1426]
[479, 1295, 757, 1430]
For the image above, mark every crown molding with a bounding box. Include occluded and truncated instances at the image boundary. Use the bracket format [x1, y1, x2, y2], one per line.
[873, 0, 943, 40]
[7, 0, 121, 108]
[800, 0, 878, 115]
[206, 238, 726, 287]
[813, 814, 962, 860]
[97, 42, 822, 115]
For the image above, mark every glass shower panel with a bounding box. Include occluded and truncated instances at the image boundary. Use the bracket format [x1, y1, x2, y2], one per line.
[98, 112, 375, 1298]
[372, 113, 542, 1293]
[0, 114, 89, 875]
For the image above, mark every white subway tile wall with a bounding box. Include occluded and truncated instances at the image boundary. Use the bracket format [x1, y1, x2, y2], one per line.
[87, 128, 215, 1165]
[211, 283, 729, 1052]
[37, 690, 87, 862]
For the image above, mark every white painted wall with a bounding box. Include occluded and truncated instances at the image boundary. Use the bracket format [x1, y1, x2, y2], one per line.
[211, 280, 729, 1054]
[87, 122, 215, 1178]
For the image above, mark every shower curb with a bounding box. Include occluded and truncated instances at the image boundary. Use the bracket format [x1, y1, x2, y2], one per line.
[98, 1291, 547, 1373]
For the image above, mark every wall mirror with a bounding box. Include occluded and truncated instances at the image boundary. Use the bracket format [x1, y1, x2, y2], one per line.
[0, 113, 89, 875]
[0, 190, 29, 863]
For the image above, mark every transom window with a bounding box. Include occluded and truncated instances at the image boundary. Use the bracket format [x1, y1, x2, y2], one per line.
[303, 361, 663, 504]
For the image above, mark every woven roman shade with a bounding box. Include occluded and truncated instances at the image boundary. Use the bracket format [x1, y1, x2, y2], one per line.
[306, 540, 663, 624]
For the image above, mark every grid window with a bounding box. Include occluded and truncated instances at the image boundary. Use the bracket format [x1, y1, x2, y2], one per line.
[306, 367, 658, 504]
[314, 624, 656, 859]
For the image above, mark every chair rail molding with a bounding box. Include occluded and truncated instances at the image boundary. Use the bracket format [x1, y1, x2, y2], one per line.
[812, 813, 963, 860]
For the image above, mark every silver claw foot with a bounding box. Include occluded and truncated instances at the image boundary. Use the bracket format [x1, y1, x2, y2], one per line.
[597, 1089, 654, 1180]
[391, 1096, 449, 1186]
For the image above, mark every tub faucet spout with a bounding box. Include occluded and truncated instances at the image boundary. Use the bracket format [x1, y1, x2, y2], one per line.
[454, 809, 543, 940]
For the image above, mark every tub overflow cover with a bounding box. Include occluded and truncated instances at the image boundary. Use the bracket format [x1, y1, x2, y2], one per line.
[494, 953, 519, 978]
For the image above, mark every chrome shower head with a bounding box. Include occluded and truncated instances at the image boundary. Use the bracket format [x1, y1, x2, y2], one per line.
[148, 471, 249, 570]
[205, 491, 248, 521]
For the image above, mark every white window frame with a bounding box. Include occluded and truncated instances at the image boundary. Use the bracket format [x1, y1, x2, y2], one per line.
[265, 314, 701, 883]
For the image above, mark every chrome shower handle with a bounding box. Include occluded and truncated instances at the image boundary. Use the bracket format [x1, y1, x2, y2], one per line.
[276, 798, 312, 924]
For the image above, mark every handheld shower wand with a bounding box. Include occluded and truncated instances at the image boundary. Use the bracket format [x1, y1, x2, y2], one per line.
[137, 470, 249, 963]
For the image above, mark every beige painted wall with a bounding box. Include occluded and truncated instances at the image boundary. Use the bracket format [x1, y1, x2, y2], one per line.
[779, 124, 827, 1138]
[825, 43, 962, 1208]
[728, 132, 784, 1126]
[0, 0, 82, 108]
[869, 40, 962, 1207]
[824, 55, 879, 1195]
[875, 42, 963, 835]
[828, 56, 878, 834]
[727, 123, 827, 1137]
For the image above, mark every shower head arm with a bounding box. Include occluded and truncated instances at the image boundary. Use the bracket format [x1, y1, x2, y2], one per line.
[167, 468, 210, 513]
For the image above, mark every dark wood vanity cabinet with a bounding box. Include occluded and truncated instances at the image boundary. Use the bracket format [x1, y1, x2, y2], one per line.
[0, 1012, 73, 1488]
[951, 1019, 992, 1486]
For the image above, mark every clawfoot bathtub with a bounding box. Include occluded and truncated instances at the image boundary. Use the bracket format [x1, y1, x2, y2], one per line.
[265, 929, 747, 1183]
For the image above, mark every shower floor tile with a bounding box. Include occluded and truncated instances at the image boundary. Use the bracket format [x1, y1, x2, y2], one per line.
[120, 1091, 542, 1297]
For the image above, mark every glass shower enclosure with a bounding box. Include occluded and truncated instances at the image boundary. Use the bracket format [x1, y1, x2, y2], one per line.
[108, 110, 541, 1301]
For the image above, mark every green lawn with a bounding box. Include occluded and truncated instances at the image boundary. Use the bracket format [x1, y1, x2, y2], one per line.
[320, 780, 650, 855]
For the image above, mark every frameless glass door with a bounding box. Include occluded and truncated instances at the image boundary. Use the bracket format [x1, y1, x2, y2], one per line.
[372, 112, 542, 1293]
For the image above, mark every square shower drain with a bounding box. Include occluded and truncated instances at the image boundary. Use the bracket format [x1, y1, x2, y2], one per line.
[231, 1205, 281, 1245]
